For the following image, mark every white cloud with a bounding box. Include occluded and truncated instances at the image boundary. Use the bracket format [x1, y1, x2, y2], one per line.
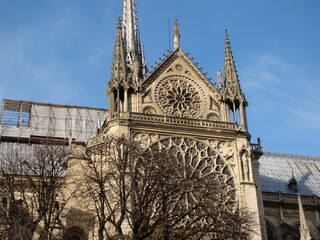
[242, 54, 320, 154]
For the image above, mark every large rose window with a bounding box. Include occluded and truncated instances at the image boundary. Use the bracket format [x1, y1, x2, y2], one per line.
[151, 137, 236, 208]
[156, 78, 204, 118]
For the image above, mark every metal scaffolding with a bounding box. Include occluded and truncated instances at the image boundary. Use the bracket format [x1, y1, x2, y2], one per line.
[0, 99, 108, 144]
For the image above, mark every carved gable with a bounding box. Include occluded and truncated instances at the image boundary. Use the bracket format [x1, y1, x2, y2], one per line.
[140, 49, 222, 120]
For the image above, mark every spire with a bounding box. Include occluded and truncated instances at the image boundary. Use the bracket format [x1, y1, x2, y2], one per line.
[122, 0, 138, 54]
[173, 19, 180, 49]
[224, 30, 243, 101]
[108, 18, 127, 92]
[298, 195, 312, 240]
[122, 0, 147, 82]
[222, 30, 248, 128]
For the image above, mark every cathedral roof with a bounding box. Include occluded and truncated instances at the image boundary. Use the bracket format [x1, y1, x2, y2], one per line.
[259, 151, 320, 197]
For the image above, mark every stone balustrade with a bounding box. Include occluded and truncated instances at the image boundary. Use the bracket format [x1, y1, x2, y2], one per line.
[111, 112, 238, 129]
[263, 193, 319, 206]
[87, 112, 239, 147]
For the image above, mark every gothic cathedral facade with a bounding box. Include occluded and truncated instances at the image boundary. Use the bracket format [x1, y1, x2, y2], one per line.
[87, 0, 267, 239]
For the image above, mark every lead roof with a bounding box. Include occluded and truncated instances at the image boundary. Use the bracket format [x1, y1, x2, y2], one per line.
[259, 152, 320, 197]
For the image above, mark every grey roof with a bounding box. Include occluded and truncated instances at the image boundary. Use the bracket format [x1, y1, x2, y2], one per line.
[259, 152, 320, 197]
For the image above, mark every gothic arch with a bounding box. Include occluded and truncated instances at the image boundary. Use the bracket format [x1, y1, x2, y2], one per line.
[63, 227, 87, 240]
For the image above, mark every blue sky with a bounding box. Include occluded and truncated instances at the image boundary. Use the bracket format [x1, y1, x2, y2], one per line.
[0, 0, 319, 156]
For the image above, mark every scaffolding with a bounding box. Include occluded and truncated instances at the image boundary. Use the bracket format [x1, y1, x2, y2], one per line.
[0, 99, 108, 144]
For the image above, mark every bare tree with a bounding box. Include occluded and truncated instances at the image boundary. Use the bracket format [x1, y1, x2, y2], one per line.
[79, 135, 140, 240]
[79, 135, 255, 240]
[0, 140, 72, 240]
[129, 144, 255, 240]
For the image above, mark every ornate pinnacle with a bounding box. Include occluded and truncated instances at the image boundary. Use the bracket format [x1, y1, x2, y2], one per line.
[108, 18, 127, 94]
[223, 30, 243, 101]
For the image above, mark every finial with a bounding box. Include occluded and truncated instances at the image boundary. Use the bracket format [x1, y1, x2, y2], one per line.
[217, 69, 223, 89]
[173, 19, 180, 49]
[174, 19, 180, 35]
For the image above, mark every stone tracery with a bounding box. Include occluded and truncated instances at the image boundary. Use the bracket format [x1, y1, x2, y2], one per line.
[156, 78, 205, 118]
[151, 137, 236, 206]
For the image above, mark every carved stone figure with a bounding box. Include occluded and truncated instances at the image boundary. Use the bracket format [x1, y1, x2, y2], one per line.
[174, 19, 180, 35]
[241, 150, 250, 181]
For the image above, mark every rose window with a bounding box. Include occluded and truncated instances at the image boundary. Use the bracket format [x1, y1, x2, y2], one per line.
[156, 78, 204, 118]
[151, 137, 236, 209]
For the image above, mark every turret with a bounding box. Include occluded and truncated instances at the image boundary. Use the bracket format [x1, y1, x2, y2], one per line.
[223, 30, 248, 130]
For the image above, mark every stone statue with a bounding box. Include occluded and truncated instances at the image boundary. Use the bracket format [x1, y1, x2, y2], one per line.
[174, 19, 180, 35]
[241, 151, 250, 181]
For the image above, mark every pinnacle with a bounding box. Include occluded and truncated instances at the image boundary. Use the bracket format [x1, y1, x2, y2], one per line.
[223, 30, 244, 101]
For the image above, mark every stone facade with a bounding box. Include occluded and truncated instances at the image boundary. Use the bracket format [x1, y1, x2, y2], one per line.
[1, 1, 319, 240]
[75, 0, 265, 239]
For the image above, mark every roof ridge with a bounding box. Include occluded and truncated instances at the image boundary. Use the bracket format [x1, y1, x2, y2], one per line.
[263, 151, 320, 162]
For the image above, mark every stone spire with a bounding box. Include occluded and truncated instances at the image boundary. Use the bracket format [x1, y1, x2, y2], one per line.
[224, 30, 243, 101]
[222, 30, 248, 129]
[108, 18, 127, 92]
[122, 0, 147, 81]
[298, 195, 312, 240]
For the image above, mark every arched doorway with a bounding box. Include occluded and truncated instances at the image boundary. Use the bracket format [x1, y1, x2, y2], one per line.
[63, 227, 86, 240]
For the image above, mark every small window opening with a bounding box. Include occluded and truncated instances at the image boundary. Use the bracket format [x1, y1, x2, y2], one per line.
[288, 176, 298, 193]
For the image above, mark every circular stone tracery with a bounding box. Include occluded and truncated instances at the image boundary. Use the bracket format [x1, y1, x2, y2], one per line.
[156, 78, 205, 118]
[151, 137, 236, 207]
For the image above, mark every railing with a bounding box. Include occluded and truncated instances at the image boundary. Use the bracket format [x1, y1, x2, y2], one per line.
[263, 193, 318, 205]
[251, 143, 262, 152]
[251, 138, 263, 158]
[110, 112, 238, 130]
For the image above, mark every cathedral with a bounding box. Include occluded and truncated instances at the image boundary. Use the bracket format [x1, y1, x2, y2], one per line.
[1, 0, 319, 240]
